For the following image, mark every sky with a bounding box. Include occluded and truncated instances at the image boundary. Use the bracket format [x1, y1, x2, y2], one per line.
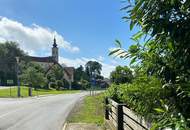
[0, 0, 138, 78]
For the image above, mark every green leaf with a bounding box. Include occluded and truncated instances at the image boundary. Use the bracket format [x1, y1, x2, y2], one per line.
[150, 123, 158, 130]
[154, 108, 165, 113]
[108, 48, 120, 56]
[168, 41, 174, 51]
[115, 39, 122, 48]
[132, 31, 144, 41]
[115, 50, 126, 57]
[130, 21, 135, 30]
[130, 56, 137, 65]
[131, 0, 144, 14]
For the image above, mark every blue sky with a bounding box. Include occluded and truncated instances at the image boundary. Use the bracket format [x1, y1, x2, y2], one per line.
[0, 0, 138, 77]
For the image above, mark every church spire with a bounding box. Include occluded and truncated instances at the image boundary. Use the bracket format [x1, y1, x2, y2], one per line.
[52, 37, 59, 62]
[53, 37, 57, 47]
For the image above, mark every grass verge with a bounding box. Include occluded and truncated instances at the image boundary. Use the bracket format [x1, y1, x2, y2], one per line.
[68, 93, 105, 125]
[0, 86, 80, 98]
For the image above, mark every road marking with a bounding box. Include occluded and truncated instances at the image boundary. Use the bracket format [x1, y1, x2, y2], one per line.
[0, 109, 20, 119]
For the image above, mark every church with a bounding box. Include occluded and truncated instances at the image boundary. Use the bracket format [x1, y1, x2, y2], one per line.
[25, 38, 74, 89]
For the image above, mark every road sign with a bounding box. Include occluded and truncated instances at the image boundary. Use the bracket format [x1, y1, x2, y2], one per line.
[7, 80, 14, 85]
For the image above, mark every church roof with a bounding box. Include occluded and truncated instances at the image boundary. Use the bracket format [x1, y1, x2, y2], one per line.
[25, 56, 55, 63]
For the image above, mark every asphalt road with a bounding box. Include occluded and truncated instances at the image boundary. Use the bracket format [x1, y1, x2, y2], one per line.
[0, 92, 88, 130]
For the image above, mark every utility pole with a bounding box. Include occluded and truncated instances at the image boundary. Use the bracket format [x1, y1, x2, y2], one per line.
[16, 57, 21, 97]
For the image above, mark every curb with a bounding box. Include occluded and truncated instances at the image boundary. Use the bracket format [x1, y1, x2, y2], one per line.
[62, 122, 68, 130]
[61, 95, 87, 130]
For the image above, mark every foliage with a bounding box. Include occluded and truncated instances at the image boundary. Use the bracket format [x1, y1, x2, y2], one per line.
[46, 65, 66, 89]
[106, 74, 190, 129]
[20, 63, 47, 89]
[85, 61, 102, 78]
[47, 65, 64, 82]
[49, 82, 57, 89]
[110, 66, 133, 84]
[106, 74, 162, 118]
[56, 80, 64, 90]
[108, 0, 190, 129]
[73, 62, 104, 90]
[79, 79, 90, 90]
[74, 65, 89, 82]
[0, 42, 25, 85]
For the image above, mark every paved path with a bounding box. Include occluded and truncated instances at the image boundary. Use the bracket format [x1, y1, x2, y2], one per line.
[0, 92, 88, 130]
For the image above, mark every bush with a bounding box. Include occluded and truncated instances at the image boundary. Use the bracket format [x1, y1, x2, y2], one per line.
[80, 79, 90, 90]
[106, 75, 163, 120]
[56, 80, 64, 90]
[106, 75, 190, 129]
[49, 82, 57, 89]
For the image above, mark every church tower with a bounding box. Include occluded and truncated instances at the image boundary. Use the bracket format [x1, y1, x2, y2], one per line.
[52, 38, 58, 62]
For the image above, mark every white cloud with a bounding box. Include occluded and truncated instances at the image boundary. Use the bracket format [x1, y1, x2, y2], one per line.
[59, 56, 115, 78]
[110, 60, 119, 65]
[0, 17, 80, 55]
[97, 56, 104, 62]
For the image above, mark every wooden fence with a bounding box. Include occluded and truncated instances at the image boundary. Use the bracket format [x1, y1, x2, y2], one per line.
[105, 98, 151, 130]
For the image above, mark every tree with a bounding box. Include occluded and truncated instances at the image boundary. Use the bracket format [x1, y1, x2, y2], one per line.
[85, 61, 102, 78]
[74, 65, 89, 81]
[110, 66, 133, 84]
[109, 0, 190, 129]
[0, 42, 25, 85]
[47, 65, 64, 81]
[79, 79, 90, 90]
[46, 65, 65, 89]
[20, 63, 46, 89]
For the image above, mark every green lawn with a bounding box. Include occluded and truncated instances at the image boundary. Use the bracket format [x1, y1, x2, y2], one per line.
[68, 93, 104, 125]
[0, 86, 80, 98]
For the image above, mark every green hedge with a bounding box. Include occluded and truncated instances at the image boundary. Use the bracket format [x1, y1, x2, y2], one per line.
[106, 76, 190, 129]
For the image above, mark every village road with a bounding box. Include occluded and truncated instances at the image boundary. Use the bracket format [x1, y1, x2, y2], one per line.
[0, 92, 88, 130]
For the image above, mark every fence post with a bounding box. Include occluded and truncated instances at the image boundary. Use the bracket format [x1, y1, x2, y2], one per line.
[117, 104, 124, 130]
[105, 97, 109, 120]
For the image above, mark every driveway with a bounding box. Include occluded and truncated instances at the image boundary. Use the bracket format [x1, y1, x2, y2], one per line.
[0, 92, 88, 130]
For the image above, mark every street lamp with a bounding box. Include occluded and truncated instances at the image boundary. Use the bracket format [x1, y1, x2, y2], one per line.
[16, 57, 21, 97]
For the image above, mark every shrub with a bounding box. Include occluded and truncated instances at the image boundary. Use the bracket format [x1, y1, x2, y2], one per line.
[80, 79, 90, 90]
[56, 80, 64, 90]
[49, 82, 57, 89]
[106, 75, 190, 129]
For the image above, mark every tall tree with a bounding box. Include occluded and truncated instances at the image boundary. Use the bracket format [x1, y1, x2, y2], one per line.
[0, 42, 25, 85]
[74, 65, 89, 81]
[85, 61, 102, 78]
